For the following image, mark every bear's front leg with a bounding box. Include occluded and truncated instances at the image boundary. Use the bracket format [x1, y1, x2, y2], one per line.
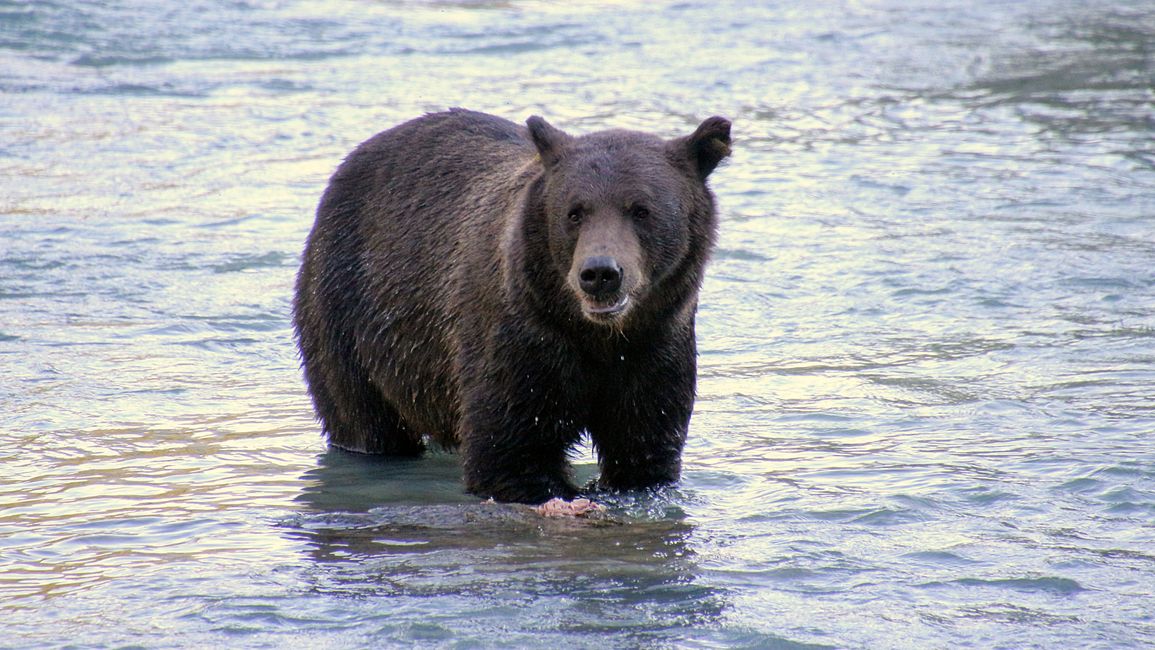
[588, 332, 696, 492]
[458, 327, 585, 504]
[461, 408, 581, 504]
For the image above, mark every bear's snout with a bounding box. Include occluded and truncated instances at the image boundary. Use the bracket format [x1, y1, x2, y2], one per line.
[578, 256, 623, 297]
[567, 212, 644, 323]
[572, 252, 634, 321]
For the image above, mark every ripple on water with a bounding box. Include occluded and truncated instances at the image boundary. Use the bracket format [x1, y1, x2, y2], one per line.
[920, 576, 1087, 597]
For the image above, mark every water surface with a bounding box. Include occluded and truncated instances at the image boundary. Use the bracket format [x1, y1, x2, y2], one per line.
[2, 1, 1154, 647]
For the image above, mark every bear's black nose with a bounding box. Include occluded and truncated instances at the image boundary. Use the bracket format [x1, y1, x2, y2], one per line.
[578, 256, 623, 297]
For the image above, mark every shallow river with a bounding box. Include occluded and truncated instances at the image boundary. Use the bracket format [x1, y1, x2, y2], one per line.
[3, 1, 1154, 647]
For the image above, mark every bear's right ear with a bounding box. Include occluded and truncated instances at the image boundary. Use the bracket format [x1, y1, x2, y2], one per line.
[527, 116, 571, 168]
[671, 116, 732, 181]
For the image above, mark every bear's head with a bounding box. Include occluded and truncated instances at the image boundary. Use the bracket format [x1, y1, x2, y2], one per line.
[527, 115, 731, 329]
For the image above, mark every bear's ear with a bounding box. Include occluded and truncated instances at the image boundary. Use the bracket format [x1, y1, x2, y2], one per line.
[527, 115, 571, 168]
[670, 116, 732, 180]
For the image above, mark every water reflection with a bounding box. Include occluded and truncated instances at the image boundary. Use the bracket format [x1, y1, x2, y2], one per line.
[964, 7, 1155, 169]
[290, 450, 727, 643]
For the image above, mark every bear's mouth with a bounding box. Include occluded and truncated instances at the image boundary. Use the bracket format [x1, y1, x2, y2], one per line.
[583, 294, 630, 320]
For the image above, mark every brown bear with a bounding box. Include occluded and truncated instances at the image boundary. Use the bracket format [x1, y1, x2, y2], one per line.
[293, 108, 731, 504]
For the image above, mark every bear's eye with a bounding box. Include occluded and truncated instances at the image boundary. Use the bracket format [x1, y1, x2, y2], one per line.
[629, 204, 651, 221]
[567, 207, 585, 224]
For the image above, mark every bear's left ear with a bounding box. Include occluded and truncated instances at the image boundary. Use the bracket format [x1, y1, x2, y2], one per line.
[670, 116, 732, 181]
[527, 116, 572, 168]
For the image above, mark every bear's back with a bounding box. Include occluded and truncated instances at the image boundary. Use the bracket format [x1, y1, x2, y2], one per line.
[341, 108, 529, 197]
[334, 108, 534, 250]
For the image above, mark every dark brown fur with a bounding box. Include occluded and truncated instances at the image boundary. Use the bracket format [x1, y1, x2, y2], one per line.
[293, 109, 730, 504]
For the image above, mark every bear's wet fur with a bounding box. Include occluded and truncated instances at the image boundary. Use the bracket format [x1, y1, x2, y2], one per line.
[293, 109, 731, 504]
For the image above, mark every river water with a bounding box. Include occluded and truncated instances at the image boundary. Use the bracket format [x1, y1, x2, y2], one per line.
[3, 1, 1154, 648]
